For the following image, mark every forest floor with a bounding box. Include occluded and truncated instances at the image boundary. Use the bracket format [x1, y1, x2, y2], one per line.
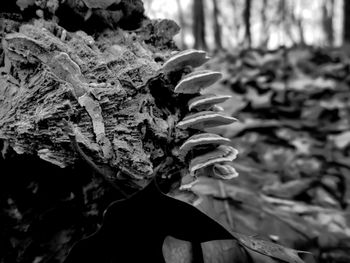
[190, 46, 350, 263]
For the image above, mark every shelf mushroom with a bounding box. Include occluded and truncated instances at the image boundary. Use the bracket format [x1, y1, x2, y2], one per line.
[189, 145, 238, 176]
[162, 48, 240, 182]
[179, 133, 231, 160]
[174, 70, 222, 94]
[177, 111, 237, 130]
[188, 93, 232, 111]
[162, 49, 209, 72]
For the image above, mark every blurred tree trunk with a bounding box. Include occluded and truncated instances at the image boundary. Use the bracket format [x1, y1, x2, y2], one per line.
[243, 0, 252, 48]
[290, 0, 305, 46]
[229, 0, 241, 46]
[260, 0, 269, 48]
[296, 18, 305, 46]
[176, 0, 187, 49]
[193, 0, 207, 50]
[212, 0, 222, 51]
[322, 0, 334, 46]
[281, 0, 297, 46]
[344, 0, 350, 43]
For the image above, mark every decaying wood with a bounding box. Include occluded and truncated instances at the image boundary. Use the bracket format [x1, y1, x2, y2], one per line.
[0, 2, 196, 262]
[0, 16, 186, 182]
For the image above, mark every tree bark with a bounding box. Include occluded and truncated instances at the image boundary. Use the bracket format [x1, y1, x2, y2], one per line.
[212, 0, 222, 51]
[243, 0, 252, 48]
[322, 0, 334, 46]
[193, 0, 207, 50]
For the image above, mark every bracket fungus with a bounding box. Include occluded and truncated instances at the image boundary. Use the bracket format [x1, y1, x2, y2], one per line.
[177, 111, 237, 130]
[189, 145, 238, 176]
[174, 70, 222, 94]
[162, 49, 209, 72]
[212, 162, 239, 180]
[188, 93, 232, 111]
[179, 133, 231, 160]
[162, 49, 239, 182]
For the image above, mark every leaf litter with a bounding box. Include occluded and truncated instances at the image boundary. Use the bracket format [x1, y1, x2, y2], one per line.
[177, 47, 350, 263]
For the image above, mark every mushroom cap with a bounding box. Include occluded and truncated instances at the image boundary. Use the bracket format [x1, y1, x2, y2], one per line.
[174, 70, 222, 94]
[177, 111, 237, 130]
[212, 162, 239, 179]
[188, 94, 232, 111]
[162, 49, 209, 72]
[179, 133, 231, 159]
[82, 0, 120, 9]
[189, 145, 238, 175]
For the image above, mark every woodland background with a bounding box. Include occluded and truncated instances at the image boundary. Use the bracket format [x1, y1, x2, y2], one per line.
[143, 0, 350, 260]
[145, 0, 345, 50]
[1, 0, 350, 262]
[148, 0, 350, 262]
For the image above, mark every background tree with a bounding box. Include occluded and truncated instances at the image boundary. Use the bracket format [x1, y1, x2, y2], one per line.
[344, 0, 350, 43]
[193, 0, 207, 50]
[229, 0, 243, 47]
[280, 0, 297, 46]
[176, 0, 186, 49]
[260, 0, 269, 48]
[322, 0, 334, 45]
[291, 0, 306, 46]
[212, 0, 222, 51]
[243, 0, 252, 47]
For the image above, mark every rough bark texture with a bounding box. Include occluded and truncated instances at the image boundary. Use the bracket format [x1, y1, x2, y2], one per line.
[0, 15, 183, 182]
[0, 1, 197, 262]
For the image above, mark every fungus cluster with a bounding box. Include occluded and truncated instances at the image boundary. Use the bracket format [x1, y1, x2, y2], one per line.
[162, 49, 239, 183]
